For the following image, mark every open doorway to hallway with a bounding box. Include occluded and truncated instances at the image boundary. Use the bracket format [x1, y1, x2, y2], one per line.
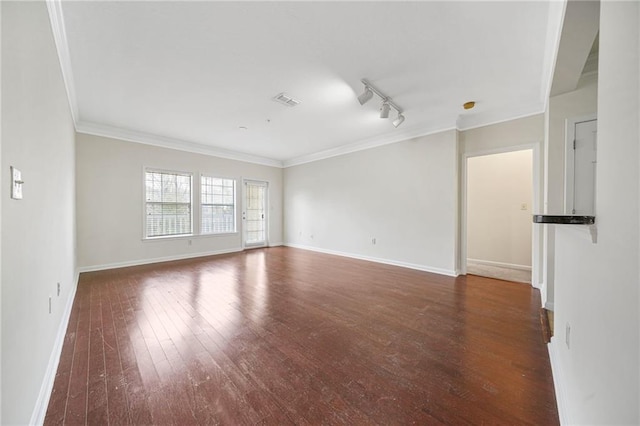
[466, 149, 533, 283]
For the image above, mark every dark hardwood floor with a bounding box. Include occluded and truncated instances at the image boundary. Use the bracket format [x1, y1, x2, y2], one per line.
[44, 247, 558, 425]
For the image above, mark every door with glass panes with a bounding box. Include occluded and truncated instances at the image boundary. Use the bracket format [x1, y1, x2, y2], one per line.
[243, 180, 268, 248]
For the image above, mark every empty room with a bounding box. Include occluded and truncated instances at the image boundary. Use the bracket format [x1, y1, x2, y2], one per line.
[2, 1, 639, 425]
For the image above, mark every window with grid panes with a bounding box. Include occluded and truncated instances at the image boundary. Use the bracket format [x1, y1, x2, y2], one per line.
[201, 176, 236, 234]
[145, 170, 192, 238]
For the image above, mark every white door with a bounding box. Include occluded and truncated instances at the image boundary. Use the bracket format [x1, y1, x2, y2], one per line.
[243, 180, 268, 248]
[567, 118, 597, 215]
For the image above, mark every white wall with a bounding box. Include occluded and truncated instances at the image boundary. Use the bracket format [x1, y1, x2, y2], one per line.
[1, 2, 77, 424]
[284, 130, 459, 276]
[459, 114, 543, 156]
[467, 150, 533, 268]
[544, 72, 598, 310]
[76, 133, 283, 269]
[551, 2, 639, 424]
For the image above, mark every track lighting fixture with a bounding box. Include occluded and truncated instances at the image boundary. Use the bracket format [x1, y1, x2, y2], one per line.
[357, 79, 405, 128]
[392, 113, 405, 128]
[380, 101, 390, 119]
[358, 87, 373, 105]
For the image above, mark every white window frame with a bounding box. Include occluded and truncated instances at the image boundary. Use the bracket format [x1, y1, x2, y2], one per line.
[200, 175, 237, 235]
[143, 168, 193, 239]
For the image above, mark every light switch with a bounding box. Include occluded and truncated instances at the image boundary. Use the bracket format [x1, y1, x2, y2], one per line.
[11, 166, 23, 200]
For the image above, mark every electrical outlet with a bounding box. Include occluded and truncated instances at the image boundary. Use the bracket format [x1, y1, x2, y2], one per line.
[520, 203, 528, 210]
[310, 234, 314, 239]
[371, 237, 376, 245]
[57, 282, 61, 297]
[565, 323, 571, 349]
[188, 239, 192, 246]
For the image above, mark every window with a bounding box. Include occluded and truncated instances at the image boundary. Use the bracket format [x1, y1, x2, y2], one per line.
[145, 170, 192, 238]
[201, 176, 236, 234]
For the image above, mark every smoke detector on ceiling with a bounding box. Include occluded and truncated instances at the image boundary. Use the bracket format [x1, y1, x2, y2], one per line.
[272, 92, 301, 107]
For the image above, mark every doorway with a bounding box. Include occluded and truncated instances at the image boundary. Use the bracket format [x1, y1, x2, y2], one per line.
[243, 180, 268, 248]
[465, 149, 534, 283]
[565, 115, 597, 215]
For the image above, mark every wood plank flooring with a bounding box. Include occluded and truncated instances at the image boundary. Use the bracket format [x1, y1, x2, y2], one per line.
[45, 247, 558, 425]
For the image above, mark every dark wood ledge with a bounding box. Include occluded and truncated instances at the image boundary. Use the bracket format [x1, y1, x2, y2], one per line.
[532, 215, 595, 225]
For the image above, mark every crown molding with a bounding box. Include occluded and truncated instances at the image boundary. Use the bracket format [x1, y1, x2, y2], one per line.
[76, 122, 285, 168]
[78, 103, 544, 171]
[539, 0, 567, 112]
[455, 102, 545, 132]
[78, 104, 544, 170]
[283, 123, 458, 168]
[283, 102, 546, 168]
[46, 0, 79, 127]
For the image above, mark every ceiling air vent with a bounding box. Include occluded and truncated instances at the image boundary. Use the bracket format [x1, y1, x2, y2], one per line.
[272, 92, 301, 107]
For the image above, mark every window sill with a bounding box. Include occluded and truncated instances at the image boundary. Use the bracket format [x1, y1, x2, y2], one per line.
[142, 232, 239, 242]
[199, 232, 239, 237]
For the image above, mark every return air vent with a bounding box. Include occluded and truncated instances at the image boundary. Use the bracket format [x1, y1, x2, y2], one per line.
[272, 92, 301, 107]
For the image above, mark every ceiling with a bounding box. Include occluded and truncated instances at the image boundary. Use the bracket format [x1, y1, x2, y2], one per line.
[51, 1, 563, 167]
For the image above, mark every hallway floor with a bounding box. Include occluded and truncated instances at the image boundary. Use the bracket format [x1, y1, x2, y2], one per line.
[466, 260, 532, 284]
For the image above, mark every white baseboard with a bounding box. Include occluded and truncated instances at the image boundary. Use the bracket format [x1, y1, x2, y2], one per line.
[548, 338, 569, 425]
[539, 280, 547, 305]
[268, 242, 284, 247]
[30, 270, 80, 426]
[544, 301, 554, 311]
[531, 279, 543, 292]
[77, 247, 244, 273]
[285, 243, 458, 277]
[467, 258, 532, 272]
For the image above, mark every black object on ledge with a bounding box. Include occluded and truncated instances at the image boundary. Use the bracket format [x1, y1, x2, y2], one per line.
[532, 215, 595, 225]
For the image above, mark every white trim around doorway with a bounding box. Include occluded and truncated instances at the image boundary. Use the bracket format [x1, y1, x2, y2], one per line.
[460, 143, 541, 290]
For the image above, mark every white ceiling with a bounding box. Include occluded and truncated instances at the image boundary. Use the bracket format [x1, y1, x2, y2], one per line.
[51, 1, 563, 167]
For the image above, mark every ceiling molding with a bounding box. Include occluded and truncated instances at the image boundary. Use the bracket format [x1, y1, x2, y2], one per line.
[540, 0, 568, 109]
[282, 123, 458, 168]
[77, 105, 547, 170]
[76, 122, 284, 168]
[455, 102, 546, 132]
[46, 0, 79, 127]
[284, 102, 546, 168]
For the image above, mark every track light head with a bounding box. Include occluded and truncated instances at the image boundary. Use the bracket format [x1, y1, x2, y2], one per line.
[392, 113, 405, 128]
[380, 101, 390, 119]
[358, 87, 373, 105]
